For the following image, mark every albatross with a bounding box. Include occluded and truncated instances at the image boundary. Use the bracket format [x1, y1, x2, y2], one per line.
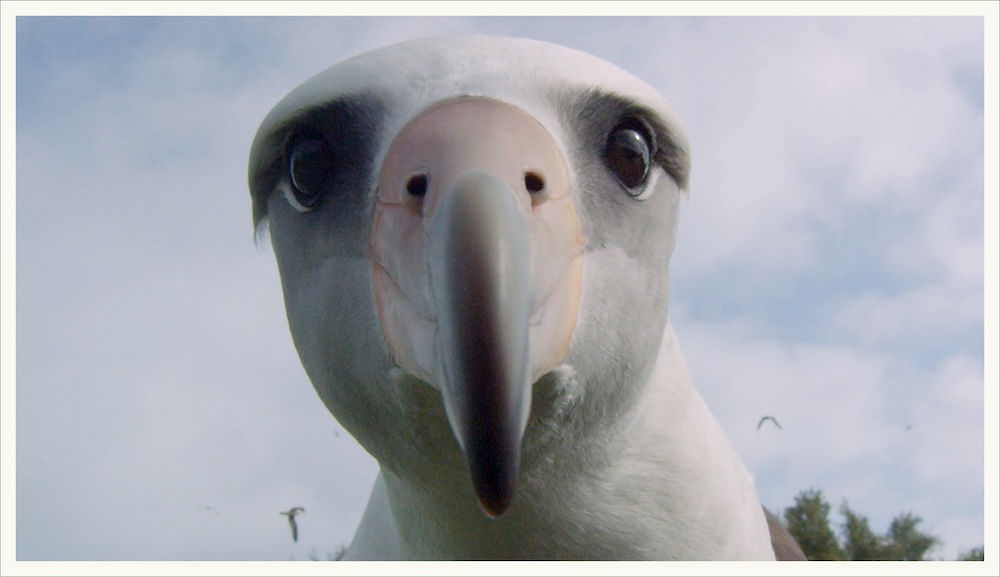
[758, 415, 783, 431]
[249, 35, 804, 560]
[280, 507, 305, 543]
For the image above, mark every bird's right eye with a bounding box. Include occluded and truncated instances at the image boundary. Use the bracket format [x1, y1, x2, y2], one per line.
[285, 138, 334, 212]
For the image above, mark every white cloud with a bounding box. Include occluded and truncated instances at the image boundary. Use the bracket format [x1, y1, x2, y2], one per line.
[835, 282, 983, 347]
[907, 354, 984, 489]
[675, 317, 898, 467]
[659, 17, 984, 281]
[833, 182, 984, 347]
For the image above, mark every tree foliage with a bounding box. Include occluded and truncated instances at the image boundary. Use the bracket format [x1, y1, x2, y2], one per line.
[841, 504, 884, 560]
[957, 545, 984, 561]
[784, 488, 845, 560]
[783, 488, 955, 561]
[884, 512, 939, 561]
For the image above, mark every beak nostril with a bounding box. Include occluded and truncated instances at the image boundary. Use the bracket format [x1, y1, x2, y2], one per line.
[407, 174, 428, 197]
[524, 171, 545, 194]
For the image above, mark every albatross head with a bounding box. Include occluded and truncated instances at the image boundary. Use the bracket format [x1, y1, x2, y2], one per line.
[248, 35, 690, 518]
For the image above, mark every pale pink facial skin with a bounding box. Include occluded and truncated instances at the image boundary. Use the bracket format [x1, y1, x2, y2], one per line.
[371, 96, 584, 393]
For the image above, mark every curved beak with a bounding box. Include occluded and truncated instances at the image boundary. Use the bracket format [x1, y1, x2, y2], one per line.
[429, 173, 531, 516]
[429, 172, 532, 516]
[372, 97, 584, 517]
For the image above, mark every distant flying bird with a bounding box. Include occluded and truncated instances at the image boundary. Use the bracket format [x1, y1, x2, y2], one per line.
[281, 507, 305, 543]
[199, 505, 220, 515]
[249, 35, 803, 560]
[757, 416, 783, 431]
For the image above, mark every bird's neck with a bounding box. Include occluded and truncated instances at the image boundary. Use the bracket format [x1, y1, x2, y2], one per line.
[345, 325, 775, 560]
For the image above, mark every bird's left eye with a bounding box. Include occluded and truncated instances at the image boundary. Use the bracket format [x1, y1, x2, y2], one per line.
[604, 123, 652, 194]
[286, 138, 334, 211]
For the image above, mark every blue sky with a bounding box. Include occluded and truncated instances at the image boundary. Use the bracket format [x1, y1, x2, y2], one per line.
[4, 7, 996, 569]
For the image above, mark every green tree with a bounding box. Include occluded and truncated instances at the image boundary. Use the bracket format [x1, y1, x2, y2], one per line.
[957, 545, 984, 561]
[784, 489, 944, 561]
[784, 488, 845, 560]
[841, 503, 886, 560]
[882, 512, 938, 560]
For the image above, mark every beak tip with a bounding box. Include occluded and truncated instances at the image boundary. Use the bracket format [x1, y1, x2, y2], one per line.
[467, 446, 520, 518]
[478, 500, 509, 519]
[474, 484, 515, 518]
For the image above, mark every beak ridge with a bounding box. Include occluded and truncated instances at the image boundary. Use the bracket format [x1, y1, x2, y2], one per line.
[429, 172, 533, 517]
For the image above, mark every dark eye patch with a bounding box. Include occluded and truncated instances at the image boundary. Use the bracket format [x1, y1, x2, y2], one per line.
[250, 92, 385, 227]
[287, 137, 335, 209]
[552, 87, 690, 196]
